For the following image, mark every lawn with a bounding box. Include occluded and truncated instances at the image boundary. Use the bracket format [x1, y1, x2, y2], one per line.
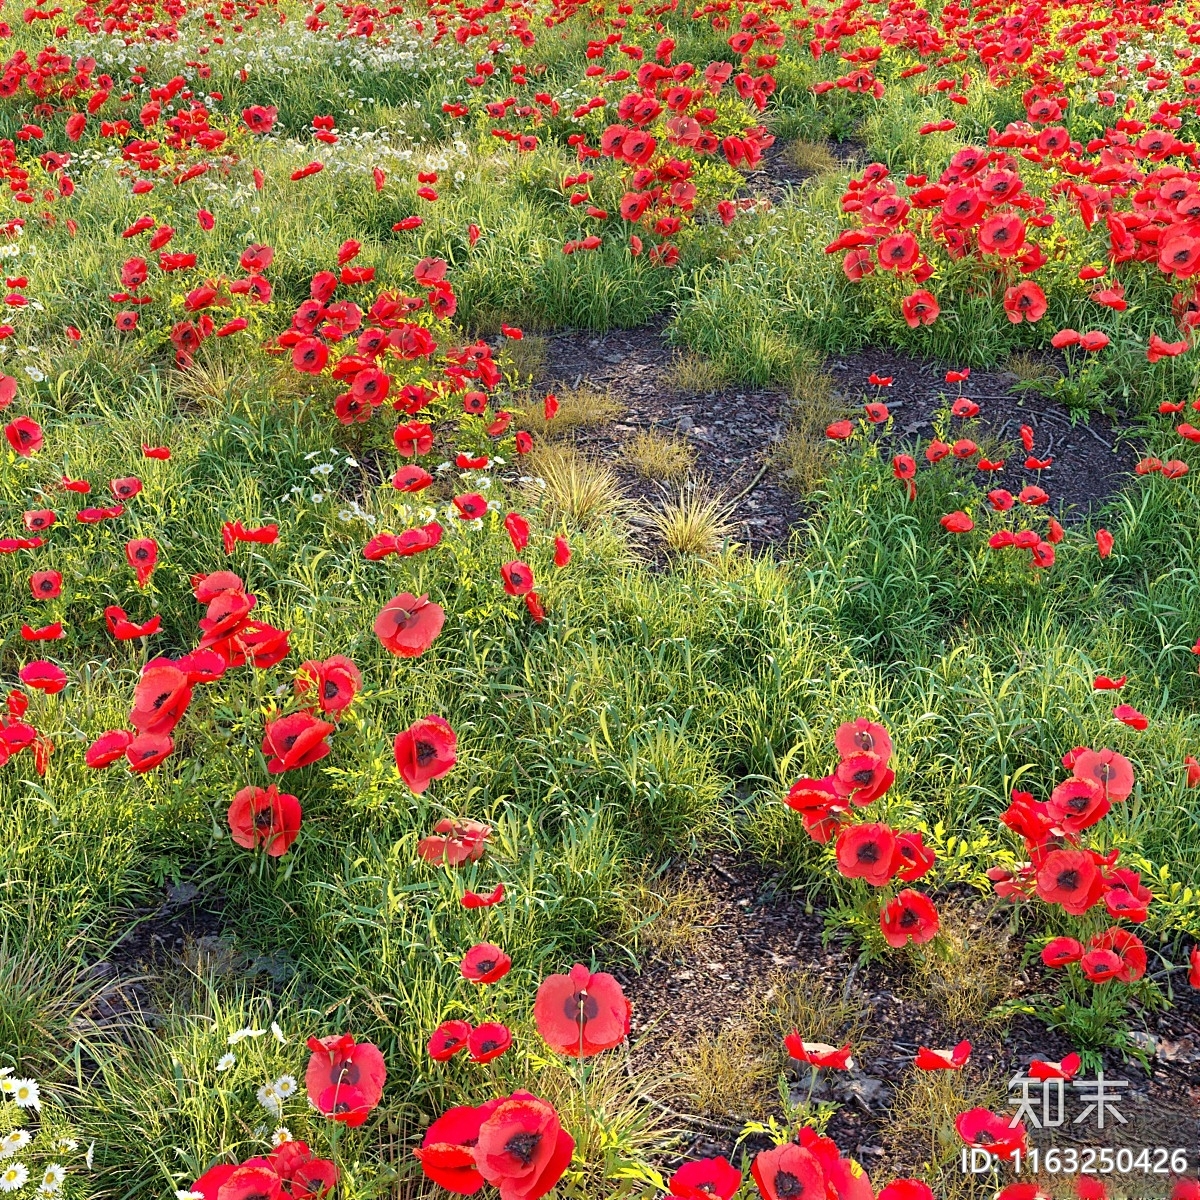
[0, 0, 1198, 1197]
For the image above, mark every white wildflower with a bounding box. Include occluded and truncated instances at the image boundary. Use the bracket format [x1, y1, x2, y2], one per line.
[270, 1127, 293, 1147]
[273, 1074, 297, 1099]
[270, 1022, 286, 1044]
[256, 1084, 281, 1116]
[227, 1027, 265, 1045]
[0, 1164, 28, 1193]
[0, 1131, 30, 1159]
[216, 1053, 236, 1072]
[37, 1163, 65, 1194]
[10, 1080, 38, 1108]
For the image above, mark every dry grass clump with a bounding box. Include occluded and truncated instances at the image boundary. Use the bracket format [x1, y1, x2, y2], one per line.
[664, 353, 732, 395]
[903, 902, 1015, 1024]
[625, 430, 697, 482]
[773, 360, 841, 495]
[1005, 349, 1060, 384]
[501, 333, 547, 381]
[650, 483, 736, 558]
[618, 869, 720, 956]
[523, 445, 626, 529]
[674, 1024, 776, 1118]
[752, 968, 873, 1053]
[785, 139, 840, 175]
[522, 383, 623, 438]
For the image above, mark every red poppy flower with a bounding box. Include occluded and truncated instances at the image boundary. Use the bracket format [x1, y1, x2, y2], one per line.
[5, 416, 43, 457]
[130, 663, 192, 734]
[1079, 946, 1123, 982]
[453, 492, 489, 519]
[428, 1020, 472, 1062]
[124, 537, 158, 586]
[1113, 703, 1148, 730]
[751, 1144, 826, 1200]
[187, 1163, 238, 1200]
[1093, 674, 1126, 691]
[214, 1166, 281, 1200]
[269, 1142, 338, 1198]
[955, 1108, 1026, 1161]
[895, 830, 935, 881]
[1162, 459, 1190, 478]
[834, 718, 892, 765]
[864, 402, 889, 423]
[534, 963, 630, 1057]
[473, 1092, 574, 1200]
[1103, 872, 1151, 923]
[925, 439, 951, 463]
[835, 822, 899, 886]
[19, 661, 66, 694]
[1035, 849, 1102, 915]
[414, 1101, 501, 1194]
[392, 464, 434, 492]
[501, 561, 535, 596]
[669, 1158, 742, 1200]
[462, 883, 505, 908]
[23, 509, 55, 532]
[295, 655, 362, 714]
[110, 476, 142, 501]
[1041, 936, 1084, 969]
[417, 817, 489, 866]
[951, 397, 980, 418]
[1148, 333, 1189, 363]
[783, 1036, 853, 1069]
[877, 1181, 935, 1200]
[825, 420, 853, 440]
[227, 784, 302, 857]
[1047, 777, 1108, 834]
[126, 731, 173, 773]
[1188, 945, 1200, 988]
[1071, 747, 1134, 801]
[392, 709, 458, 792]
[393, 421, 434, 456]
[305, 1033, 386, 1128]
[105, 606, 162, 639]
[261, 711, 335, 774]
[468, 1022, 512, 1063]
[554, 537, 571, 568]
[1089, 927, 1146, 983]
[880, 888, 939, 946]
[29, 570, 61, 599]
[901, 289, 939, 327]
[374, 593, 445, 657]
[1003, 281, 1047, 323]
[1027, 1053, 1081, 1082]
[979, 212, 1025, 257]
[85, 729, 133, 768]
[915, 1039, 971, 1070]
[461, 942, 512, 984]
[877, 232, 919, 272]
[504, 512, 530, 552]
[940, 511, 974, 533]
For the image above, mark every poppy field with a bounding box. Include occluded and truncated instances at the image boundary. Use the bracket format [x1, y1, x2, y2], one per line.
[3, 0, 1200, 1194]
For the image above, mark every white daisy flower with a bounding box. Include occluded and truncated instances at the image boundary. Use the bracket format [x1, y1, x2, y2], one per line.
[10, 1080, 39, 1108]
[216, 1053, 236, 1072]
[256, 1084, 281, 1116]
[270, 1127, 292, 1147]
[270, 1022, 286, 1044]
[0, 1163, 28, 1193]
[273, 1074, 297, 1099]
[175, 1190, 205, 1200]
[37, 1163, 65, 1193]
[0, 1131, 30, 1158]
[227, 1028, 265, 1046]
[53, 1139, 76, 1154]
[85, 1143, 94, 1169]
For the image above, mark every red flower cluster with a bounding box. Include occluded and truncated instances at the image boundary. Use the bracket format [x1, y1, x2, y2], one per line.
[786, 720, 940, 948]
[189, 1141, 338, 1200]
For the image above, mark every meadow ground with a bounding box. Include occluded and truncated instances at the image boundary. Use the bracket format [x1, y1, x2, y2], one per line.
[0, 0, 1198, 1198]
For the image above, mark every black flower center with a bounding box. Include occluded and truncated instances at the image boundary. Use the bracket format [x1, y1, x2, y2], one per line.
[504, 1132, 542, 1166]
